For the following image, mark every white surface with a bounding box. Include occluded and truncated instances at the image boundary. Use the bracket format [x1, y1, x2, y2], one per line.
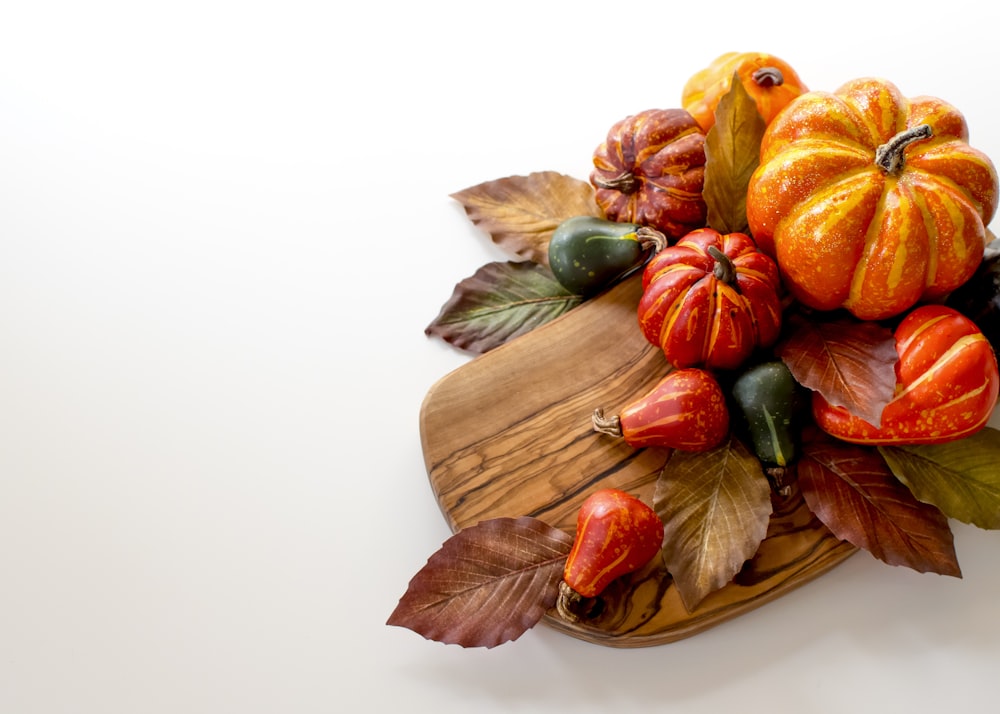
[1, 2, 999, 712]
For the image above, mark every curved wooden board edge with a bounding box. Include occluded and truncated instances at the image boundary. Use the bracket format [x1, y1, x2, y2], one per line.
[419, 273, 857, 647]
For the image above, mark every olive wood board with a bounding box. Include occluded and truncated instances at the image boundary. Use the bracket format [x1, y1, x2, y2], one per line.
[419, 273, 858, 648]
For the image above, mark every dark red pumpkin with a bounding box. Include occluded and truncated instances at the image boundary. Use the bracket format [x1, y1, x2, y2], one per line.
[637, 228, 783, 370]
[590, 108, 708, 239]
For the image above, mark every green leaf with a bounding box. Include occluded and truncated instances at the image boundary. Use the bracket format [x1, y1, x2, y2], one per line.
[386, 516, 573, 648]
[425, 261, 582, 353]
[653, 436, 773, 612]
[702, 71, 766, 234]
[879, 427, 1000, 529]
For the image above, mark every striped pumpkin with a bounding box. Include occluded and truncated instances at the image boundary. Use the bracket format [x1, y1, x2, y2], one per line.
[746, 77, 999, 321]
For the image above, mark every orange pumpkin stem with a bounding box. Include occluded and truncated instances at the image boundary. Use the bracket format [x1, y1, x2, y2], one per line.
[751, 66, 784, 88]
[875, 124, 933, 175]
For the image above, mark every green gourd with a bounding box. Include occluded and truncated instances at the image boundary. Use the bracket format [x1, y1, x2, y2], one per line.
[548, 216, 665, 297]
[731, 360, 802, 469]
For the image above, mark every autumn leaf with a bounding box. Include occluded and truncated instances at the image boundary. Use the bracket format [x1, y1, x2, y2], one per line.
[880, 427, 1000, 530]
[798, 430, 961, 577]
[702, 72, 765, 234]
[777, 314, 898, 427]
[451, 171, 603, 265]
[425, 261, 582, 353]
[653, 436, 773, 612]
[387, 516, 573, 648]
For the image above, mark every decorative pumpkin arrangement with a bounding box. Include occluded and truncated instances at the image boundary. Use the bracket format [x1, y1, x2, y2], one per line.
[394, 52, 1000, 649]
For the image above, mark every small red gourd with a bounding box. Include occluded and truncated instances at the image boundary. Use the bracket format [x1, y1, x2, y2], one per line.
[637, 228, 783, 370]
[557, 488, 664, 621]
[593, 368, 730, 452]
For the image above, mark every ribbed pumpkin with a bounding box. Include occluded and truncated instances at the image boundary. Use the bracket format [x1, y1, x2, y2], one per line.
[590, 108, 707, 239]
[681, 51, 809, 132]
[637, 228, 783, 370]
[746, 77, 999, 321]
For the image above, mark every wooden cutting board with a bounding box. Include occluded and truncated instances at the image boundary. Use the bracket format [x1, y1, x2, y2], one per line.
[419, 273, 857, 648]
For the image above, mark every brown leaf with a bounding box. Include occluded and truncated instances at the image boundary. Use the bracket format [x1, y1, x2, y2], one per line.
[703, 72, 765, 234]
[425, 261, 582, 353]
[798, 430, 961, 577]
[451, 172, 602, 265]
[653, 436, 773, 612]
[387, 516, 573, 648]
[777, 314, 898, 427]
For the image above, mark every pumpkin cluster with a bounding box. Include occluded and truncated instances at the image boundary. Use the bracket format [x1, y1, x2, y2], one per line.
[575, 52, 1000, 459]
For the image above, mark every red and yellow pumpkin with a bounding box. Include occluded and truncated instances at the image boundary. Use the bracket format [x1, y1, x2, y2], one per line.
[746, 77, 999, 321]
[637, 228, 783, 370]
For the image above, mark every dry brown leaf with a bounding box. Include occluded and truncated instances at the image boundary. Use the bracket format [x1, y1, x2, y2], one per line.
[451, 171, 602, 265]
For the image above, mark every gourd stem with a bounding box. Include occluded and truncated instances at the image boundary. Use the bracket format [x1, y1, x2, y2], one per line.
[592, 408, 623, 438]
[708, 245, 740, 292]
[593, 171, 638, 194]
[875, 124, 933, 175]
[555, 580, 602, 623]
[751, 66, 784, 88]
[636, 226, 668, 254]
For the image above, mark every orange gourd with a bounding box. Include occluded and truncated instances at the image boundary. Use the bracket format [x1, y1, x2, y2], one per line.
[746, 77, 999, 321]
[681, 52, 808, 132]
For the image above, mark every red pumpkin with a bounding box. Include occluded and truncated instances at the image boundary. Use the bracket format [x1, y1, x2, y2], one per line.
[590, 108, 708, 239]
[637, 228, 783, 370]
[813, 305, 999, 444]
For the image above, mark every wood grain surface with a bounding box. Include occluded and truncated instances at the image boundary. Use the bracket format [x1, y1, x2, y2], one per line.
[419, 274, 857, 648]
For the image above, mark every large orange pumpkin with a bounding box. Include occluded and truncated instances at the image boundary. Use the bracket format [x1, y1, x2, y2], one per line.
[681, 51, 808, 132]
[746, 77, 999, 321]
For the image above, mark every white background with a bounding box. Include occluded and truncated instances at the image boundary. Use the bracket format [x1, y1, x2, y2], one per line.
[2, 2, 999, 712]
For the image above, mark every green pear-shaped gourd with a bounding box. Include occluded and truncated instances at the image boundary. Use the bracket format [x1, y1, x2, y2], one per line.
[731, 360, 802, 468]
[548, 216, 665, 297]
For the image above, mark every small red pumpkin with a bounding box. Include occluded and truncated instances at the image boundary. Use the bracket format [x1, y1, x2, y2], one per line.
[637, 228, 783, 370]
[813, 305, 999, 444]
[590, 108, 708, 239]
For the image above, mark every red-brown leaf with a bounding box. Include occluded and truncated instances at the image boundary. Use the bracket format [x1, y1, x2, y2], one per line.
[798, 431, 961, 577]
[386, 516, 573, 648]
[777, 314, 898, 427]
[450, 172, 602, 265]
